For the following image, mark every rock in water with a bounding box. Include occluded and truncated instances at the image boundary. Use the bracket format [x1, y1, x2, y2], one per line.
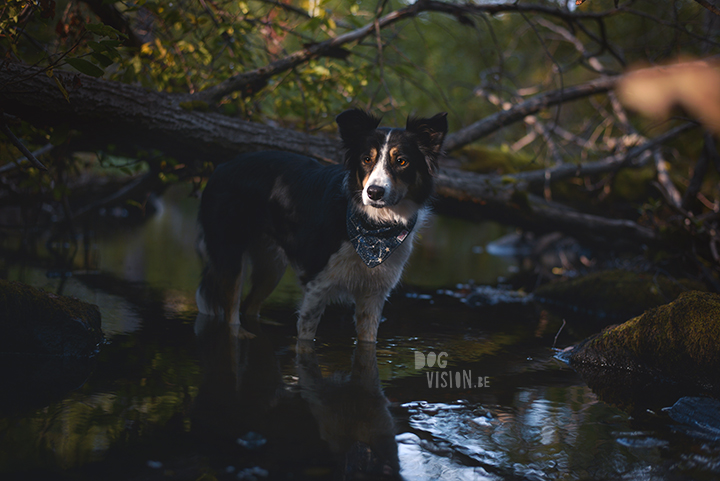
[569, 290, 720, 393]
[0, 280, 103, 357]
[665, 396, 720, 441]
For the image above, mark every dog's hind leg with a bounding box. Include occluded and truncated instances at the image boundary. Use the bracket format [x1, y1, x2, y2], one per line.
[243, 238, 288, 319]
[203, 254, 254, 339]
[221, 256, 257, 339]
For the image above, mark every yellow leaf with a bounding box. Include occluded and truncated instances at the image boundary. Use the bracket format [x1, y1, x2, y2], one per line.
[53, 76, 70, 102]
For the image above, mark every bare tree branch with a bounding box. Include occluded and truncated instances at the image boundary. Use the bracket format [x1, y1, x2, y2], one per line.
[507, 123, 697, 188]
[694, 0, 720, 17]
[535, 18, 612, 74]
[436, 123, 696, 200]
[444, 75, 618, 152]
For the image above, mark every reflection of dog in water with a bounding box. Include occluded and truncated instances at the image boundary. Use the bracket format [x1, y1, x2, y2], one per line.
[192, 315, 400, 478]
[297, 341, 400, 479]
[195, 109, 447, 341]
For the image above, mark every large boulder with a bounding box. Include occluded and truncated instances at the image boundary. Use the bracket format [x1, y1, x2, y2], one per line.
[569, 290, 720, 394]
[0, 279, 103, 357]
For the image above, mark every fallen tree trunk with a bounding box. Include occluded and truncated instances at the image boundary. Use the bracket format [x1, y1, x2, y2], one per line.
[0, 61, 341, 163]
[434, 169, 658, 246]
[0, 61, 665, 246]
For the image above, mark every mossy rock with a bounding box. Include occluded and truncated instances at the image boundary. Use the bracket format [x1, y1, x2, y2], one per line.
[0, 280, 103, 357]
[534, 269, 705, 319]
[569, 291, 720, 393]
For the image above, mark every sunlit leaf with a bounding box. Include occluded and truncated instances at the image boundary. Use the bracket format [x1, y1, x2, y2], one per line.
[46, 68, 71, 101]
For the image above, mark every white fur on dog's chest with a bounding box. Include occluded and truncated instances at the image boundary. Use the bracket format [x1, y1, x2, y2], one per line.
[304, 228, 418, 302]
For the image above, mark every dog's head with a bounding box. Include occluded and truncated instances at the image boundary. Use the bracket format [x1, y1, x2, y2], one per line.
[336, 109, 447, 223]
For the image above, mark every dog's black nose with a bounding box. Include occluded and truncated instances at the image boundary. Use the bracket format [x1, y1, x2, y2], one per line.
[366, 185, 385, 200]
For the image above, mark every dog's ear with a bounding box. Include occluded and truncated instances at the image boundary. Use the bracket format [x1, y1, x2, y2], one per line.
[336, 109, 381, 147]
[406, 112, 448, 174]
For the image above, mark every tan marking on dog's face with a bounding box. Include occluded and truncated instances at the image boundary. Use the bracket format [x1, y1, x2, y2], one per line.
[369, 147, 378, 161]
[362, 172, 370, 188]
[361, 148, 378, 188]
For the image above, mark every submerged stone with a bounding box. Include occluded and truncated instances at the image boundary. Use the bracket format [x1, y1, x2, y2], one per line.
[534, 269, 705, 319]
[0, 279, 103, 357]
[665, 396, 720, 441]
[569, 291, 720, 394]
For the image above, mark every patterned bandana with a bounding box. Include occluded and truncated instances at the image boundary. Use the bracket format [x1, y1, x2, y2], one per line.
[346, 206, 418, 268]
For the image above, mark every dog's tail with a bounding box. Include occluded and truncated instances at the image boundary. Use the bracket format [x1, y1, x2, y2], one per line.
[196, 263, 224, 316]
[196, 228, 219, 315]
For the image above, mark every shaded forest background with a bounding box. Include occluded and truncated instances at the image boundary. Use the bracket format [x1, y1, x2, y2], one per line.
[1, 0, 720, 288]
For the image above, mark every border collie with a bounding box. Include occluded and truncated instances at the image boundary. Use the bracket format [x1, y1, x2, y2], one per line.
[196, 109, 447, 342]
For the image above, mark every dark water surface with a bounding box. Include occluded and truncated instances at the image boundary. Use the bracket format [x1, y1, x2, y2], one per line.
[1, 186, 718, 480]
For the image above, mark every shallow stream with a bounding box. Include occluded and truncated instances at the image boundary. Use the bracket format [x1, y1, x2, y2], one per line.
[1, 185, 718, 480]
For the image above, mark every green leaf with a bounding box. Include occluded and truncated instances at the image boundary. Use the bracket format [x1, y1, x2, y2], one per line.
[85, 22, 128, 39]
[100, 39, 123, 49]
[91, 52, 114, 68]
[66, 58, 105, 77]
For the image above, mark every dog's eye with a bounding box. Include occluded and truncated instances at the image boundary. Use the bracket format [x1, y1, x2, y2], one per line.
[362, 156, 372, 164]
[396, 157, 407, 166]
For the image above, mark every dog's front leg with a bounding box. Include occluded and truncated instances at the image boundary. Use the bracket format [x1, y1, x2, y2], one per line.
[296, 282, 329, 340]
[354, 292, 387, 343]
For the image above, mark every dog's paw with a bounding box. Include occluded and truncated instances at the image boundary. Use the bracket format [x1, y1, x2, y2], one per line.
[295, 338, 315, 354]
[230, 323, 257, 339]
[237, 327, 257, 339]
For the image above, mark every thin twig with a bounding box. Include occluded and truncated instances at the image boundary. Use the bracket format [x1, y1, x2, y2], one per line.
[0, 143, 53, 174]
[553, 319, 566, 350]
[0, 114, 47, 171]
[654, 151, 682, 208]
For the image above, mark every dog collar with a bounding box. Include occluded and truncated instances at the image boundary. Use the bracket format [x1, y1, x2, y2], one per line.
[346, 206, 417, 268]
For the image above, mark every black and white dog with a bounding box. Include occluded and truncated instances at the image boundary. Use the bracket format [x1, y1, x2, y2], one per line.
[196, 109, 447, 342]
